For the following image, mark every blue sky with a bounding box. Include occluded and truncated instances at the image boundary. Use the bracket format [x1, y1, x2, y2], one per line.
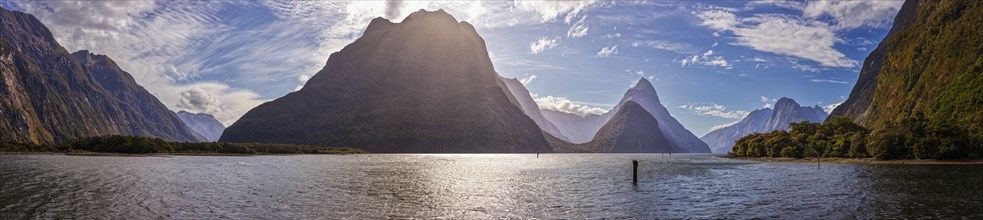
[1, 0, 903, 136]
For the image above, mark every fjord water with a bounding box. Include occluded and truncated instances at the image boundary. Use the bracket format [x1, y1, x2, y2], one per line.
[1, 154, 980, 218]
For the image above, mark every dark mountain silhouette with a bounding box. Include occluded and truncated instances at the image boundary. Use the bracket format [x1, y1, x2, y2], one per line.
[220, 9, 551, 153]
[583, 101, 672, 153]
[0, 7, 203, 144]
[176, 111, 225, 141]
[701, 97, 828, 153]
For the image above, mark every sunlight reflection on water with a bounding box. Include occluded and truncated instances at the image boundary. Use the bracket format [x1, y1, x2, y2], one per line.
[0, 154, 980, 218]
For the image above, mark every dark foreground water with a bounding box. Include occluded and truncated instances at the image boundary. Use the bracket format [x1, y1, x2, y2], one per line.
[1, 154, 981, 219]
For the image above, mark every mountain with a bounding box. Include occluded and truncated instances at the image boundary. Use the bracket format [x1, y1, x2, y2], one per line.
[0, 7, 203, 144]
[700, 108, 773, 153]
[499, 77, 570, 141]
[763, 98, 826, 131]
[539, 109, 606, 143]
[539, 78, 709, 152]
[176, 111, 225, 142]
[602, 78, 710, 153]
[538, 78, 709, 152]
[701, 97, 828, 153]
[583, 101, 672, 153]
[220, 10, 551, 153]
[830, 0, 983, 129]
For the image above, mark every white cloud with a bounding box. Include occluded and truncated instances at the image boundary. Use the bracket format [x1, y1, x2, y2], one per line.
[566, 15, 589, 38]
[810, 79, 849, 84]
[746, 0, 805, 10]
[534, 95, 607, 116]
[678, 104, 749, 119]
[519, 75, 538, 85]
[693, 7, 857, 68]
[676, 49, 732, 68]
[177, 87, 222, 114]
[514, 0, 599, 24]
[384, 0, 407, 20]
[789, 58, 826, 72]
[761, 96, 775, 108]
[596, 45, 619, 57]
[823, 101, 843, 113]
[172, 82, 266, 126]
[708, 121, 741, 133]
[631, 40, 699, 54]
[803, 1, 904, 30]
[530, 36, 559, 54]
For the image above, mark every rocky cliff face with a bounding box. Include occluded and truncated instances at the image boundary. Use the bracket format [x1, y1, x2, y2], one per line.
[701, 97, 828, 153]
[829, 0, 922, 124]
[0, 7, 203, 144]
[176, 111, 225, 142]
[220, 10, 551, 153]
[830, 0, 983, 128]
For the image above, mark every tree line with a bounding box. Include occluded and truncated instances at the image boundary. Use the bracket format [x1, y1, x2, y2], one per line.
[731, 115, 983, 160]
[0, 135, 365, 155]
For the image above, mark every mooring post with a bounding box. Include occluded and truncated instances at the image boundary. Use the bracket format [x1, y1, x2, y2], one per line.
[537, 152, 539, 158]
[632, 160, 638, 185]
[817, 150, 822, 169]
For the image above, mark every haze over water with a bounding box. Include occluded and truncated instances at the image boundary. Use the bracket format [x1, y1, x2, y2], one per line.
[1, 154, 980, 219]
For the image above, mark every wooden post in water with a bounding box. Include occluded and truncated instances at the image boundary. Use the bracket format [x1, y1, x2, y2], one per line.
[817, 149, 821, 169]
[632, 160, 638, 185]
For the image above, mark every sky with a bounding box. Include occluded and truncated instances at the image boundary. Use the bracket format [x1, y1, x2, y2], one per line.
[0, 0, 904, 136]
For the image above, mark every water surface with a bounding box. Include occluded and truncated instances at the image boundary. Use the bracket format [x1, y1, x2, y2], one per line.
[1, 154, 980, 218]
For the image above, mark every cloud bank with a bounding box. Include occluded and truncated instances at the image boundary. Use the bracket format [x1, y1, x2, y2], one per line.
[534, 95, 608, 116]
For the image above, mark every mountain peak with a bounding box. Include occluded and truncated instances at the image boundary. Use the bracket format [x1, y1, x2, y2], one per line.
[223, 8, 550, 153]
[633, 77, 653, 90]
[402, 8, 459, 24]
[586, 100, 673, 153]
[71, 50, 110, 63]
[623, 77, 659, 104]
[365, 9, 465, 36]
[774, 97, 799, 108]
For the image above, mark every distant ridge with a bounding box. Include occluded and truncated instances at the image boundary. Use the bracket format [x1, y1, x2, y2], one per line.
[176, 111, 225, 142]
[701, 97, 827, 153]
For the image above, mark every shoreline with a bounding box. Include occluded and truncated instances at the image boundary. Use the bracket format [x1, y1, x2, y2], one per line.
[723, 155, 983, 165]
[0, 151, 360, 157]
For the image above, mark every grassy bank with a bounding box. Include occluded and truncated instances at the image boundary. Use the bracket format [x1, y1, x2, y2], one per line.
[723, 155, 983, 165]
